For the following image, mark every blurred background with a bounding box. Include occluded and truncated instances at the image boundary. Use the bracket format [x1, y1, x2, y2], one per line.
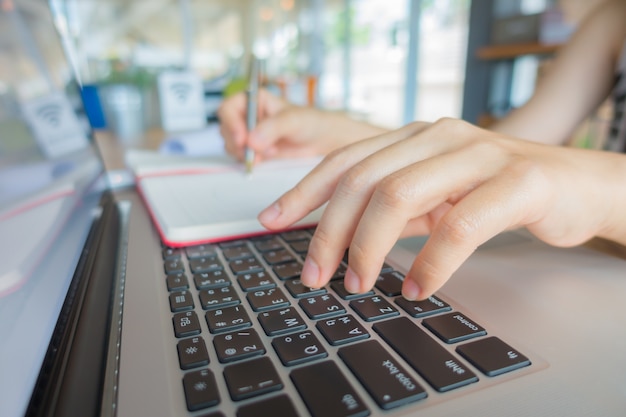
[2, 0, 609, 150]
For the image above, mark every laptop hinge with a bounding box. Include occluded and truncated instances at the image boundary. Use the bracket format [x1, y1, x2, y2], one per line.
[26, 192, 127, 417]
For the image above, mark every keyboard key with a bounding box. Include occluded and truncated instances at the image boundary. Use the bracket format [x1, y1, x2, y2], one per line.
[374, 317, 478, 392]
[222, 244, 254, 261]
[375, 271, 404, 296]
[395, 295, 451, 318]
[422, 312, 487, 344]
[253, 237, 285, 252]
[223, 356, 283, 401]
[199, 286, 240, 310]
[272, 330, 328, 366]
[284, 278, 327, 298]
[189, 256, 223, 274]
[182, 369, 220, 411]
[290, 360, 369, 417]
[237, 271, 276, 291]
[258, 307, 307, 336]
[205, 305, 252, 334]
[213, 329, 265, 363]
[177, 336, 210, 369]
[331, 280, 374, 300]
[162, 247, 181, 260]
[185, 243, 217, 259]
[349, 295, 399, 321]
[339, 340, 427, 409]
[262, 248, 297, 265]
[316, 314, 369, 346]
[236, 394, 299, 417]
[273, 261, 302, 280]
[229, 257, 265, 275]
[169, 291, 194, 312]
[166, 272, 189, 291]
[281, 230, 311, 242]
[193, 270, 230, 290]
[299, 294, 346, 320]
[289, 239, 310, 254]
[164, 258, 185, 274]
[247, 288, 290, 312]
[172, 311, 201, 338]
[456, 336, 531, 376]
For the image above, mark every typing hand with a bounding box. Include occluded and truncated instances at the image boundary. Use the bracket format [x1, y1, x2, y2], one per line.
[258, 118, 626, 300]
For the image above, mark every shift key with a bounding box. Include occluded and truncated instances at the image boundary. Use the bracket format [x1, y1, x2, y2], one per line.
[374, 317, 478, 392]
[339, 340, 427, 409]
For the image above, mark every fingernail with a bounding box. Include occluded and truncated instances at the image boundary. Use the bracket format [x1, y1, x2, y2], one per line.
[344, 267, 360, 293]
[258, 202, 281, 225]
[301, 257, 320, 288]
[402, 279, 420, 301]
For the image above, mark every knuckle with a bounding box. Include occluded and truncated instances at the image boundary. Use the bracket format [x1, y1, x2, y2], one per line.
[338, 162, 372, 194]
[438, 211, 479, 246]
[374, 173, 415, 211]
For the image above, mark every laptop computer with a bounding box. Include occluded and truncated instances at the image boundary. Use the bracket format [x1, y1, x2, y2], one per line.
[2, 1, 626, 416]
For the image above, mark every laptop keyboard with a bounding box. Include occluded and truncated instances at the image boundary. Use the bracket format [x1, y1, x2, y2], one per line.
[162, 228, 532, 416]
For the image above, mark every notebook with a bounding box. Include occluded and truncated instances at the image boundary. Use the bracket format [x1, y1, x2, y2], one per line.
[2, 2, 626, 417]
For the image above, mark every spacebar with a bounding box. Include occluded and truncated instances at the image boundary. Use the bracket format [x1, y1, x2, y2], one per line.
[373, 317, 478, 392]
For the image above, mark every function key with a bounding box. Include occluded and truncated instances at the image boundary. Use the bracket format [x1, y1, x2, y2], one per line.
[422, 312, 487, 344]
[395, 295, 451, 318]
[339, 340, 427, 409]
[456, 336, 531, 376]
[219, 239, 248, 248]
[182, 369, 220, 411]
[350, 296, 399, 322]
[290, 360, 369, 417]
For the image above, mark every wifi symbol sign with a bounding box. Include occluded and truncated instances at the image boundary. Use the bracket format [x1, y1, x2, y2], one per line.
[170, 82, 191, 103]
[36, 104, 62, 127]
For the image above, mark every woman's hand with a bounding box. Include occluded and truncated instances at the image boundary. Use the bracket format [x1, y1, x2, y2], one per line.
[257, 118, 626, 300]
[217, 89, 388, 162]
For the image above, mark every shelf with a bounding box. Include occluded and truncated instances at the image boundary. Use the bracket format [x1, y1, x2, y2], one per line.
[476, 42, 563, 60]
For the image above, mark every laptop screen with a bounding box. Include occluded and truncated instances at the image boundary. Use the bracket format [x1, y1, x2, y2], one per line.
[0, 1, 106, 416]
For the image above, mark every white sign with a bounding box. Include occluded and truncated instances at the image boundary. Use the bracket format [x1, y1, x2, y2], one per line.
[158, 71, 206, 133]
[21, 92, 88, 158]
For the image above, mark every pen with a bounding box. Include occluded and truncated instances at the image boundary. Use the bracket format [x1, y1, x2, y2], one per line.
[245, 56, 259, 174]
